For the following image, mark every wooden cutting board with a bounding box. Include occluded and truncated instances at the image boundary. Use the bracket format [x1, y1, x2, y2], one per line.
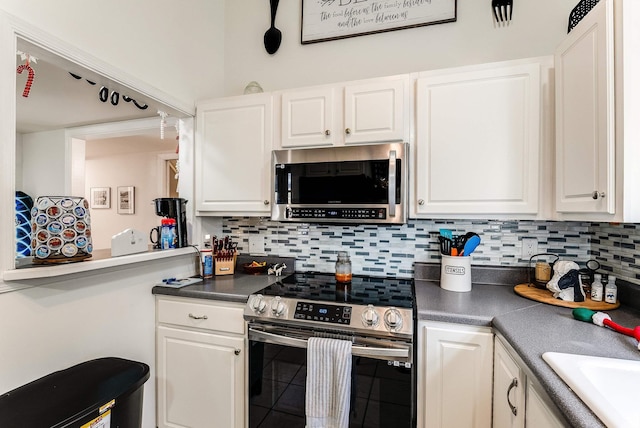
[514, 283, 620, 310]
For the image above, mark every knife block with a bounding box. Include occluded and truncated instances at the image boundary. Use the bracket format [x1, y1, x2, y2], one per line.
[214, 253, 237, 276]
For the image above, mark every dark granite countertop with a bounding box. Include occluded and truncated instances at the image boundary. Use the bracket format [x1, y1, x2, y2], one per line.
[152, 256, 296, 303]
[415, 262, 640, 428]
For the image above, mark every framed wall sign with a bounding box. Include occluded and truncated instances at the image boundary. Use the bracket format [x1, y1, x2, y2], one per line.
[301, 0, 457, 44]
[90, 187, 111, 209]
[117, 186, 135, 215]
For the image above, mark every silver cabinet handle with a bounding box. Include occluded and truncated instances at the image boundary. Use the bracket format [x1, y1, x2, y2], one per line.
[418, 199, 425, 205]
[592, 191, 606, 200]
[188, 313, 208, 320]
[507, 378, 518, 416]
[263, 200, 270, 205]
[234, 349, 241, 356]
[325, 129, 330, 136]
[345, 128, 351, 135]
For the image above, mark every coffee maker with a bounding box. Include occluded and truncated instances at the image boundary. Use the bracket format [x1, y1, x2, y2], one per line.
[153, 198, 188, 248]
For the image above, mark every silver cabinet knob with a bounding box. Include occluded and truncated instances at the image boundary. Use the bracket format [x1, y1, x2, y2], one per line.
[592, 191, 606, 200]
[418, 199, 425, 205]
[264, 200, 270, 205]
[345, 128, 351, 135]
[325, 129, 330, 136]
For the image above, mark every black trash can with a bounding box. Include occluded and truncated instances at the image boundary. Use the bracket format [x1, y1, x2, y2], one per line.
[0, 357, 150, 428]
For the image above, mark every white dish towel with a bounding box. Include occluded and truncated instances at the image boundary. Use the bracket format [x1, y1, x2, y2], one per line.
[305, 337, 353, 428]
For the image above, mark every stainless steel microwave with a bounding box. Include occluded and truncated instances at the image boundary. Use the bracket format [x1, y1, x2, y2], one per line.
[272, 142, 408, 224]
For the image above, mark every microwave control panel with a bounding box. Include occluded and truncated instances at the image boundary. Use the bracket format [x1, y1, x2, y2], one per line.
[287, 207, 386, 220]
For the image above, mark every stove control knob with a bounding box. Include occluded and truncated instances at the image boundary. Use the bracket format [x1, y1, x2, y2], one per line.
[271, 296, 285, 317]
[251, 294, 267, 314]
[384, 308, 403, 331]
[362, 304, 379, 327]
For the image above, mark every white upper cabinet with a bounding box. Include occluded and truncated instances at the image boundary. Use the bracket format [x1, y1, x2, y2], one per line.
[414, 59, 545, 218]
[554, 0, 640, 222]
[195, 93, 273, 215]
[278, 76, 410, 149]
[555, 0, 615, 216]
[280, 86, 335, 148]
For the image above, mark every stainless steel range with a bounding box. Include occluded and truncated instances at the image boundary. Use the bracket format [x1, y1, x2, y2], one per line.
[244, 272, 415, 428]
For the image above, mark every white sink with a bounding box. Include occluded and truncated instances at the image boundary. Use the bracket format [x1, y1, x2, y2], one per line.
[543, 352, 640, 428]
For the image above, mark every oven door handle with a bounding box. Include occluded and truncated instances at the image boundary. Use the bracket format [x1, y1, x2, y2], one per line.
[248, 327, 410, 360]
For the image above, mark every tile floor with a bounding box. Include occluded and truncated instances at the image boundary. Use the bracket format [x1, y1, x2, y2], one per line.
[249, 343, 412, 428]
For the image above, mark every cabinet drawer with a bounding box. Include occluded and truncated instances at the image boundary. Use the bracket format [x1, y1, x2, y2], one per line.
[157, 298, 245, 335]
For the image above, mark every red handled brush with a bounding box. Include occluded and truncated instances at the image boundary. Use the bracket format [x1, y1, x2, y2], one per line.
[573, 307, 640, 350]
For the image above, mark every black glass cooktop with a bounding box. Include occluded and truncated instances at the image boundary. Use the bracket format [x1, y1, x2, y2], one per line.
[255, 272, 414, 309]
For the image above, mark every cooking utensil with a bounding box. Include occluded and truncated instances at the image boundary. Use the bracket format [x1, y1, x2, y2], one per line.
[461, 234, 481, 256]
[438, 236, 453, 255]
[264, 0, 282, 54]
[439, 228, 453, 240]
[454, 232, 477, 255]
[492, 0, 513, 23]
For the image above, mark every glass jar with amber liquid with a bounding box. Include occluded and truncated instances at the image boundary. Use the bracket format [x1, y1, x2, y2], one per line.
[335, 251, 352, 283]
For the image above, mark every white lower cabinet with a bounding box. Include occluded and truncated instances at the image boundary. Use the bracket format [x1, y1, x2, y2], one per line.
[156, 297, 246, 428]
[493, 336, 525, 428]
[493, 336, 567, 428]
[417, 321, 494, 428]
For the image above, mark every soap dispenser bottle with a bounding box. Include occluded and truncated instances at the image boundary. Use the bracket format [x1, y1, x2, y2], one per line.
[605, 275, 617, 304]
[591, 274, 603, 301]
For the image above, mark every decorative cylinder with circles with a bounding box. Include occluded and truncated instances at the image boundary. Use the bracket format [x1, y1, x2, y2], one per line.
[15, 191, 34, 258]
[31, 196, 93, 263]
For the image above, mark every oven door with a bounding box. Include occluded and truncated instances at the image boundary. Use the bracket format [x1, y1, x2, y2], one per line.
[248, 324, 415, 428]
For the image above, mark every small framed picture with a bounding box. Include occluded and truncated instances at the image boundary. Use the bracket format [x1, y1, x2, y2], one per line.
[90, 187, 111, 209]
[117, 186, 135, 215]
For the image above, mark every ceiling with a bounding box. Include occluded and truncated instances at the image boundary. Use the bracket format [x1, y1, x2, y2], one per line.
[15, 38, 183, 138]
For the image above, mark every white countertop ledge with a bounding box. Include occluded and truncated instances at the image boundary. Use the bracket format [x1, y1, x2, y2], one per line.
[2, 247, 197, 282]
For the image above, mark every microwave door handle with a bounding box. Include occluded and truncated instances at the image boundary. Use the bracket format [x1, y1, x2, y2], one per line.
[388, 150, 397, 217]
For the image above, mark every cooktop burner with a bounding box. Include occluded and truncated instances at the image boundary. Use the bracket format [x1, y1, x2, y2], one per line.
[256, 272, 414, 309]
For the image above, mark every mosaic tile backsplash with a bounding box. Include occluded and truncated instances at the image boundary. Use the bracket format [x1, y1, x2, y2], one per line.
[218, 218, 640, 286]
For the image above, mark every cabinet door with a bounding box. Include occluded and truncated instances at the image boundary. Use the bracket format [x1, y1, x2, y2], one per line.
[418, 322, 493, 428]
[493, 338, 525, 428]
[415, 62, 540, 215]
[344, 78, 408, 144]
[281, 87, 335, 148]
[195, 94, 272, 213]
[525, 379, 568, 428]
[555, 0, 615, 214]
[156, 325, 245, 428]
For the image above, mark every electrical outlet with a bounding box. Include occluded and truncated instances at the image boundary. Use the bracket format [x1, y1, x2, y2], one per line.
[249, 235, 265, 255]
[522, 238, 538, 259]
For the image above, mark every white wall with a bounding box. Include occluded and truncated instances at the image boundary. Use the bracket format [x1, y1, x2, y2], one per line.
[0, 254, 197, 427]
[84, 136, 176, 250]
[19, 129, 67, 196]
[222, 0, 578, 95]
[0, 0, 226, 104]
